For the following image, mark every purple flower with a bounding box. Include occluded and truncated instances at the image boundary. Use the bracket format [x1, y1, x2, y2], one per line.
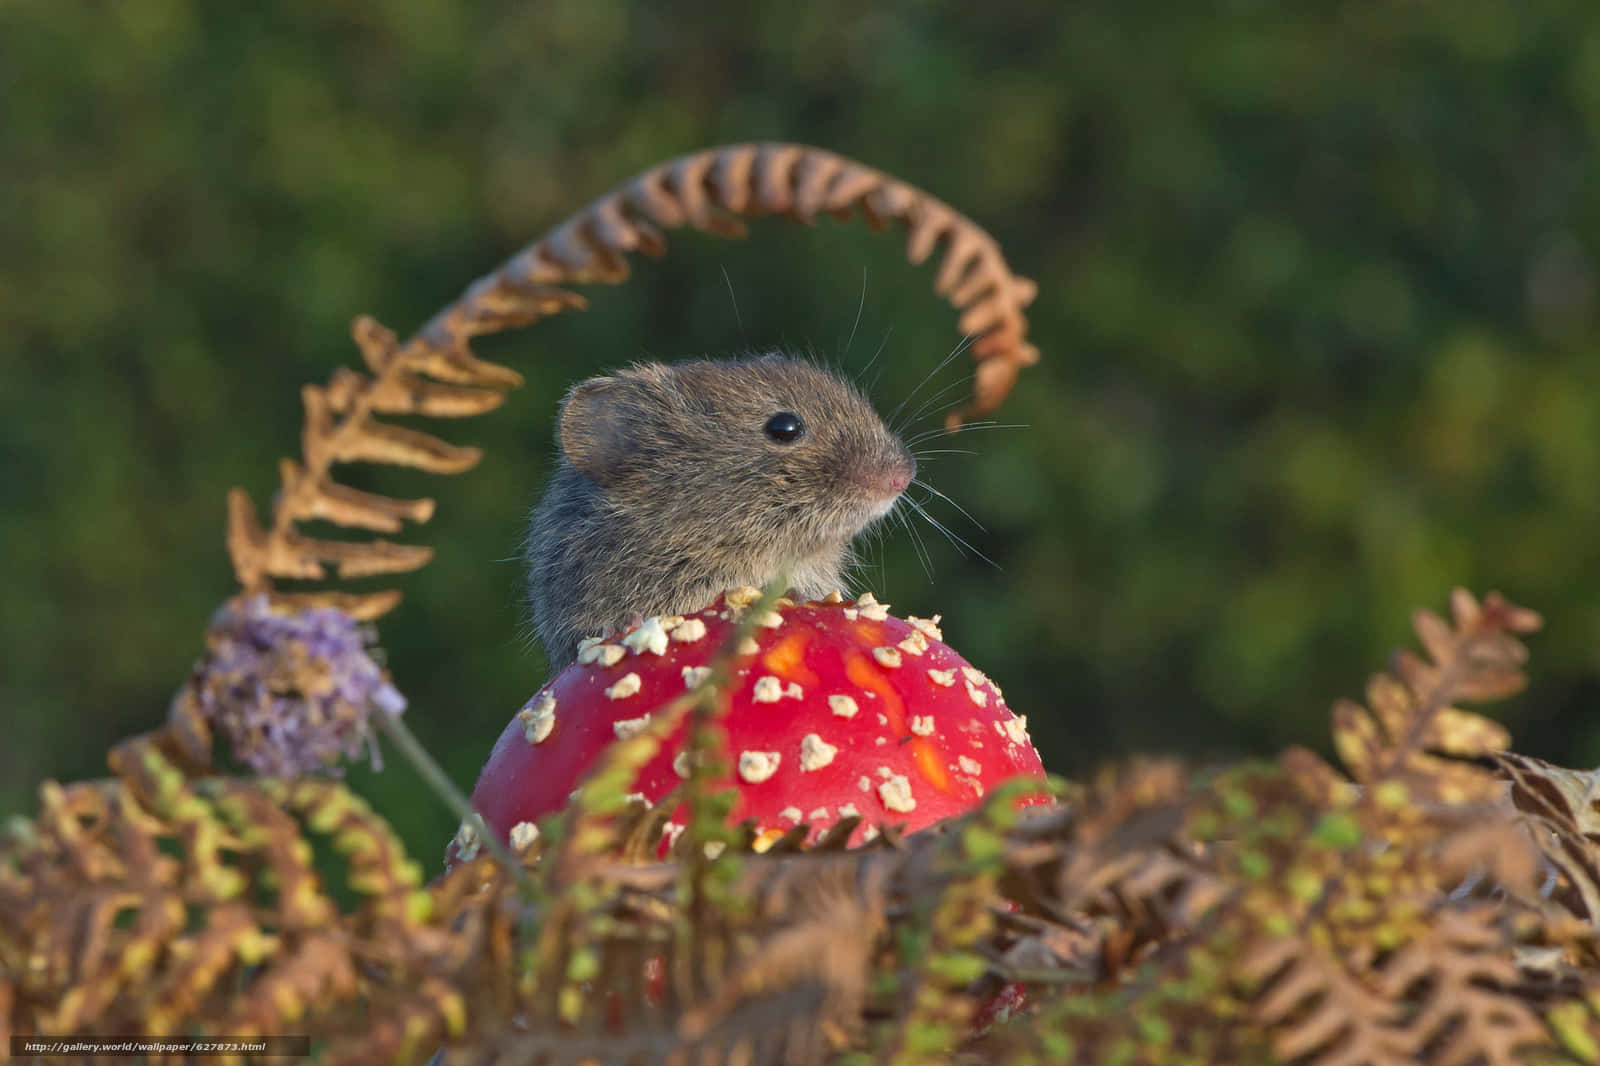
[176, 595, 407, 776]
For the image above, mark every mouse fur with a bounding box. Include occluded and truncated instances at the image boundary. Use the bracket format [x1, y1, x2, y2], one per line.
[524, 353, 915, 665]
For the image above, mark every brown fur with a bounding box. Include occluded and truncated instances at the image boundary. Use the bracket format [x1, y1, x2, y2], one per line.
[525, 354, 914, 664]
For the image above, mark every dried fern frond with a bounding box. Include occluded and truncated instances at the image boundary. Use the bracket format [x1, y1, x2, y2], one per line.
[2, 704, 1057, 1066]
[0, 732, 495, 1064]
[1241, 931, 1411, 1066]
[965, 592, 1556, 1066]
[1494, 753, 1600, 925]
[227, 144, 1037, 619]
[1206, 591, 1553, 1066]
[1284, 588, 1541, 812]
[1379, 906, 1549, 1066]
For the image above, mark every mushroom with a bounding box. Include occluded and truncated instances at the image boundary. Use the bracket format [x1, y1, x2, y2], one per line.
[455, 590, 1047, 864]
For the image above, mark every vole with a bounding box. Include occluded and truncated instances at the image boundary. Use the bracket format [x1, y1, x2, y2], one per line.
[525, 353, 916, 665]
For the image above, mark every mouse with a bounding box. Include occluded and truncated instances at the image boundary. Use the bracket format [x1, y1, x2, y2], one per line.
[524, 352, 916, 665]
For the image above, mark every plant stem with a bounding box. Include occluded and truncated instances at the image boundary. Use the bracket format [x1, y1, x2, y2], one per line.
[376, 710, 522, 874]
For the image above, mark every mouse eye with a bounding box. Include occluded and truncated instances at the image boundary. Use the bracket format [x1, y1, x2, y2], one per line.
[763, 411, 805, 444]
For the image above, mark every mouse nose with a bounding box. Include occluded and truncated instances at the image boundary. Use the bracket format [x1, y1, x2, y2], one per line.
[885, 456, 914, 495]
[852, 454, 915, 499]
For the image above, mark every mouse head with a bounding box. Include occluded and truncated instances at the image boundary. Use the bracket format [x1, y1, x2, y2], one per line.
[557, 353, 915, 564]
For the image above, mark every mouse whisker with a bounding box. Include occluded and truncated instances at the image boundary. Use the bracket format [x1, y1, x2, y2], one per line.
[904, 421, 1029, 447]
[903, 495, 1001, 571]
[853, 520, 889, 593]
[911, 478, 986, 532]
[888, 332, 975, 427]
[719, 264, 747, 346]
[842, 265, 869, 361]
[905, 421, 987, 446]
[862, 324, 896, 396]
[902, 383, 981, 430]
[896, 371, 978, 434]
[892, 500, 936, 583]
[900, 496, 952, 570]
[910, 448, 979, 458]
[906, 418, 1007, 441]
[888, 340, 974, 429]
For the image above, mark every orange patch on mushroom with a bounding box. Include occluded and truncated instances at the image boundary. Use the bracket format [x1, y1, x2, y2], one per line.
[911, 739, 953, 793]
[850, 620, 888, 646]
[845, 649, 906, 730]
[762, 630, 819, 689]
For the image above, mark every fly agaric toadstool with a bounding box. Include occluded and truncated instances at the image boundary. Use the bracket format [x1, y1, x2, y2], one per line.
[451, 589, 1047, 865]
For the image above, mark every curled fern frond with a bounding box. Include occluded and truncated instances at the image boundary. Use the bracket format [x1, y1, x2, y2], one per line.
[226, 144, 1037, 619]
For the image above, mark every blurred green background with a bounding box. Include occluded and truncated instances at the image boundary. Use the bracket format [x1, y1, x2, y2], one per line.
[5, 1, 1599, 862]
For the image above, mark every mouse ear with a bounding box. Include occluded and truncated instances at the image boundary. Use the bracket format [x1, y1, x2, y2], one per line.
[558, 378, 635, 486]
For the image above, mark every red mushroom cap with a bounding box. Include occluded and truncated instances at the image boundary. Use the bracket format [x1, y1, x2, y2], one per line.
[453, 590, 1047, 864]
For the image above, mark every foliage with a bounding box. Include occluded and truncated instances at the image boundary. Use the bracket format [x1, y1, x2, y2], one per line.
[8, 1, 1600, 862]
[9, 588, 1600, 1065]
